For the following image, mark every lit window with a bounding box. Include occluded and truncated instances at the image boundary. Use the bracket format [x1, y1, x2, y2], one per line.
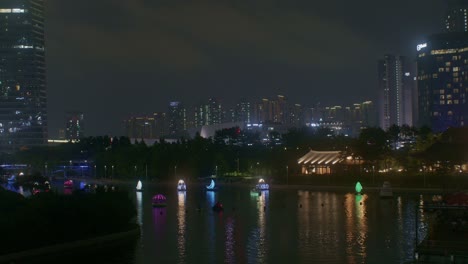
[453, 67, 459, 72]
[448, 111, 453, 116]
[440, 95, 445, 99]
[440, 89, 445, 94]
[446, 62, 452, 66]
[447, 100, 453, 104]
[440, 100, 445, 105]
[433, 73, 438, 78]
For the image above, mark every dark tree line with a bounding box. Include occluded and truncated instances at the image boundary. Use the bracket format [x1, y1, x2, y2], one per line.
[6, 125, 467, 180]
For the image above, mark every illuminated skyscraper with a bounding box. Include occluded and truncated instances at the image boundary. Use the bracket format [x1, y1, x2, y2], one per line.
[416, 33, 468, 132]
[65, 112, 84, 141]
[0, 0, 47, 151]
[378, 55, 414, 130]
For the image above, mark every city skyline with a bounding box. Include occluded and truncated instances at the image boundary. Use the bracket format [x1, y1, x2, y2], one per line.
[45, 0, 446, 137]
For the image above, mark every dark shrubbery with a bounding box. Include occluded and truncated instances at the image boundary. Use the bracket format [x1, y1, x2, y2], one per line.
[0, 188, 136, 255]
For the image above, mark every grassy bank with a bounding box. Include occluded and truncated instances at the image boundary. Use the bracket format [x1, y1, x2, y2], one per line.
[0, 188, 136, 255]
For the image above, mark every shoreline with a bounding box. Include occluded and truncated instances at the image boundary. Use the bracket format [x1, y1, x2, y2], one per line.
[0, 225, 140, 263]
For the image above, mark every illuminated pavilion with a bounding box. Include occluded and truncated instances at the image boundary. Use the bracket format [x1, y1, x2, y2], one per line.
[297, 150, 364, 175]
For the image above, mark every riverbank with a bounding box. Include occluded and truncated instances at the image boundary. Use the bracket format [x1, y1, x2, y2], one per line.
[0, 225, 140, 264]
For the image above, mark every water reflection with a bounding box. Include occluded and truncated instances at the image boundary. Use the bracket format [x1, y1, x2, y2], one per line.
[5, 183, 17, 192]
[247, 190, 268, 263]
[258, 190, 268, 262]
[177, 191, 186, 263]
[152, 207, 166, 240]
[206, 191, 216, 264]
[225, 217, 235, 264]
[136, 191, 143, 226]
[64, 188, 73, 195]
[206, 189, 215, 206]
[345, 193, 368, 263]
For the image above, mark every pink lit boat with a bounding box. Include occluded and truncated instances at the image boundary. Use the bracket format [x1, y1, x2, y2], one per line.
[152, 194, 167, 207]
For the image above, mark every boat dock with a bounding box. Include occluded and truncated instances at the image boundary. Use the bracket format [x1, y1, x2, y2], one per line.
[414, 205, 468, 263]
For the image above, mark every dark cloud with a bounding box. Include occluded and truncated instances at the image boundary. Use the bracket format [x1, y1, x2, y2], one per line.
[45, 0, 446, 136]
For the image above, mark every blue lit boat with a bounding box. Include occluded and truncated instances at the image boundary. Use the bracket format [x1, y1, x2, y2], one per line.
[177, 179, 187, 191]
[254, 178, 269, 191]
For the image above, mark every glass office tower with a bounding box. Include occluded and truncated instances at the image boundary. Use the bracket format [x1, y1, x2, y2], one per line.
[0, 0, 47, 152]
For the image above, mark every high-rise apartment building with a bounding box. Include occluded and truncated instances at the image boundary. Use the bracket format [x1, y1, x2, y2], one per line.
[65, 111, 84, 141]
[124, 112, 167, 139]
[234, 98, 251, 124]
[445, 0, 468, 32]
[378, 55, 413, 130]
[0, 0, 47, 151]
[416, 33, 468, 132]
[124, 116, 155, 139]
[194, 98, 222, 127]
[168, 101, 187, 137]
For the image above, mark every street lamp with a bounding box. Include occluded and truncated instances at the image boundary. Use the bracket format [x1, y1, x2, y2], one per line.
[286, 165, 289, 185]
[94, 165, 97, 178]
[372, 165, 375, 185]
[134, 165, 137, 178]
[104, 165, 107, 179]
[174, 165, 177, 178]
[111, 165, 114, 180]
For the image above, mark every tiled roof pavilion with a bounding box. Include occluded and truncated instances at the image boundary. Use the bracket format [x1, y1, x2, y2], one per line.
[297, 150, 343, 165]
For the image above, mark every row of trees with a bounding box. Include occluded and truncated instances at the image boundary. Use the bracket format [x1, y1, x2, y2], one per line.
[3, 125, 466, 181]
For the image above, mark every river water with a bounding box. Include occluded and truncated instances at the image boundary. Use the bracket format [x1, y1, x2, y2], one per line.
[12, 182, 432, 264]
[130, 184, 428, 264]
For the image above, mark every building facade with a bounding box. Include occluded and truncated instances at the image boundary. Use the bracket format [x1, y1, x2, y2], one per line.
[445, 0, 468, 33]
[65, 111, 84, 141]
[168, 101, 187, 137]
[0, 0, 47, 151]
[416, 33, 468, 132]
[378, 55, 414, 130]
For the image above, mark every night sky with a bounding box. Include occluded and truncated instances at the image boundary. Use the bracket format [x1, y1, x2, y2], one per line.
[46, 0, 446, 137]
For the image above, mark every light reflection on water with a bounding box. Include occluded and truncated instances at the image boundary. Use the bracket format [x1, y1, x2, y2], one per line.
[136, 191, 143, 226]
[225, 217, 235, 264]
[29, 184, 432, 264]
[177, 191, 186, 264]
[247, 190, 269, 264]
